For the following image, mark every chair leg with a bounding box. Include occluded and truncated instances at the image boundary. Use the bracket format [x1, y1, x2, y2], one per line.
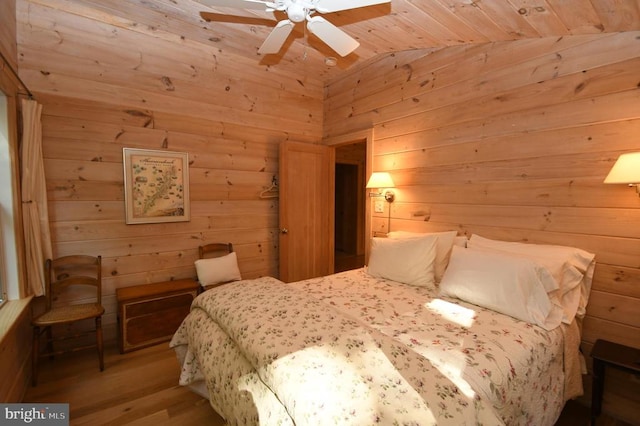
[32, 326, 40, 387]
[96, 317, 104, 371]
[46, 326, 54, 360]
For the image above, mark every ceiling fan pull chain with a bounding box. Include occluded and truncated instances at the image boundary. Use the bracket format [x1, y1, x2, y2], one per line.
[302, 17, 308, 61]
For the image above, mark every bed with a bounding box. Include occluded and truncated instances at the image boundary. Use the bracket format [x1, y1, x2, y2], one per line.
[171, 232, 596, 425]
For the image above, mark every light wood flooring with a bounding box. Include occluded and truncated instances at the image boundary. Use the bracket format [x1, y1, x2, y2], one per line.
[23, 340, 633, 426]
[24, 341, 225, 425]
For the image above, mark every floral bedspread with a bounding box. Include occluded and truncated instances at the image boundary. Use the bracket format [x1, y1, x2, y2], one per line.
[171, 269, 579, 425]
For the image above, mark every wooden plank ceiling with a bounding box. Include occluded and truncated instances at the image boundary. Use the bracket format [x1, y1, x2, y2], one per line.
[21, 0, 640, 85]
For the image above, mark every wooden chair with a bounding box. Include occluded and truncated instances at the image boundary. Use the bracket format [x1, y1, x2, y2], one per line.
[198, 243, 233, 260]
[32, 255, 105, 386]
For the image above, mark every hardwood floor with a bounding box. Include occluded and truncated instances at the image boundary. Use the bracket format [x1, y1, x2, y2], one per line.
[23, 340, 633, 425]
[24, 340, 225, 425]
[556, 399, 634, 426]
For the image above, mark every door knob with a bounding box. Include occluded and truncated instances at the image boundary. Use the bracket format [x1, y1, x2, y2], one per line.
[281, 228, 288, 234]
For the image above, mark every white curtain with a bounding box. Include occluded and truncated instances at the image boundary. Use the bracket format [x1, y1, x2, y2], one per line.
[20, 99, 52, 297]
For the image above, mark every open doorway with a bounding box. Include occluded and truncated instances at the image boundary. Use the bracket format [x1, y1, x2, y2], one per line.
[334, 141, 366, 273]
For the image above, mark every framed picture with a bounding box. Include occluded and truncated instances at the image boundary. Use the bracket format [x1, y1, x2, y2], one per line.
[123, 148, 190, 224]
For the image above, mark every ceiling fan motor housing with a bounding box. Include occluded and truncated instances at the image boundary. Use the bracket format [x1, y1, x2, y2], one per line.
[287, 1, 308, 22]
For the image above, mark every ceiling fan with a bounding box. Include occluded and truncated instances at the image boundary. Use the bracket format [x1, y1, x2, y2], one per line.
[197, 0, 391, 57]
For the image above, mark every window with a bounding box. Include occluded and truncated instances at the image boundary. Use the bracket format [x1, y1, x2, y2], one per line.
[0, 91, 18, 306]
[0, 218, 5, 307]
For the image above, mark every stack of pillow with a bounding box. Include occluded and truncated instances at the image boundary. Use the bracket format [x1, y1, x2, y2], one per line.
[367, 230, 459, 288]
[366, 231, 595, 330]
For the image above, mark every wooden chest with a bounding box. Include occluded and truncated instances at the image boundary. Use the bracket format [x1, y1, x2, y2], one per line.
[116, 278, 199, 353]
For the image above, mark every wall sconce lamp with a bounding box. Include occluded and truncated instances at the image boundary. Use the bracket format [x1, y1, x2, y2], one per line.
[366, 172, 395, 234]
[366, 172, 395, 202]
[604, 152, 640, 196]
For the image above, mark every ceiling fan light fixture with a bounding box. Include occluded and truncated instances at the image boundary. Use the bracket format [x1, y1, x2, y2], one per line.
[287, 3, 307, 22]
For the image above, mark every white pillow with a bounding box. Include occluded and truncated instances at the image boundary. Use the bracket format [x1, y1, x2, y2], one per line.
[195, 252, 242, 287]
[467, 235, 595, 323]
[387, 230, 457, 282]
[453, 235, 468, 248]
[367, 235, 438, 287]
[439, 246, 564, 330]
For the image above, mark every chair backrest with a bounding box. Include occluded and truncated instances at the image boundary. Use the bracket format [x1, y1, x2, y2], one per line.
[45, 255, 102, 309]
[198, 243, 233, 260]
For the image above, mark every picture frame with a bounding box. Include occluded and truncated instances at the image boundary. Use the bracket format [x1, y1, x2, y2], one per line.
[122, 148, 190, 224]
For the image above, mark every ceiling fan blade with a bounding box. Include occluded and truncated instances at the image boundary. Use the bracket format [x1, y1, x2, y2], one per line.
[258, 20, 295, 54]
[196, 0, 271, 10]
[315, 0, 390, 14]
[200, 11, 276, 27]
[306, 16, 359, 57]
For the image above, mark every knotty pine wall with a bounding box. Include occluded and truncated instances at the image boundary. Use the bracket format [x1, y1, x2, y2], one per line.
[324, 32, 640, 421]
[0, 0, 18, 72]
[8, 0, 640, 418]
[16, 0, 324, 331]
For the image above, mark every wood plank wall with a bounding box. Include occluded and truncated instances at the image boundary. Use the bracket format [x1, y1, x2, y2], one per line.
[324, 32, 640, 422]
[11, 0, 640, 419]
[15, 0, 324, 331]
[0, 0, 18, 72]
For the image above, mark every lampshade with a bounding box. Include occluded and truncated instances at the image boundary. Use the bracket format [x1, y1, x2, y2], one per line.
[366, 172, 395, 189]
[604, 152, 640, 184]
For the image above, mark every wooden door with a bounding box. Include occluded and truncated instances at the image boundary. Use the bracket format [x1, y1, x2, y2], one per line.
[279, 141, 333, 282]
